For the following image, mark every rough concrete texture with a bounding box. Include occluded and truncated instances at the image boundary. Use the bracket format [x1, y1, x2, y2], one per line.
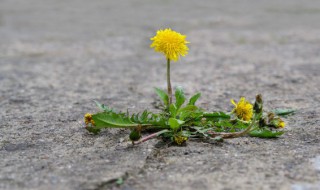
[1, 0, 320, 189]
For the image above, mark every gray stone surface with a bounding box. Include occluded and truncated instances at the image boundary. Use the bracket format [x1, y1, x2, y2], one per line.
[1, 0, 320, 189]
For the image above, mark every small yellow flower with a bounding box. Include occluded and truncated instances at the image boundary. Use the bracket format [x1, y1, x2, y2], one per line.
[273, 118, 285, 128]
[84, 113, 95, 126]
[278, 120, 286, 128]
[150, 28, 189, 62]
[268, 113, 286, 128]
[174, 135, 188, 145]
[231, 97, 253, 121]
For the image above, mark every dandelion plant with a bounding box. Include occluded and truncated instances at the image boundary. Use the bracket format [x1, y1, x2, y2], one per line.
[84, 28, 294, 146]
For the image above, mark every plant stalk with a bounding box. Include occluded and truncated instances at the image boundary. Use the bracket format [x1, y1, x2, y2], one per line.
[167, 58, 172, 105]
[133, 129, 169, 144]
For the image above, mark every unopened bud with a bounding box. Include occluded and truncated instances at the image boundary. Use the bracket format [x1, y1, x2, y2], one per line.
[253, 94, 263, 113]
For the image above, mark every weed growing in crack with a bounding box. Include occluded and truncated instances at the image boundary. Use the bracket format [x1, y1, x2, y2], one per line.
[84, 28, 294, 146]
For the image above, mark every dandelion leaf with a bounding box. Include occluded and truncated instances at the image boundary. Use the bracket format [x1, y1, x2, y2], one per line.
[175, 86, 186, 110]
[249, 129, 284, 138]
[155, 88, 169, 106]
[92, 112, 139, 129]
[188, 93, 201, 106]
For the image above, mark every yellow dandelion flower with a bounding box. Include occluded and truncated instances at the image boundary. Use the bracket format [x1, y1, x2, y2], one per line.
[231, 97, 253, 121]
[150, 28, 189, 62]
[278, 120, 286, 128]
[84, 113, 95, 126]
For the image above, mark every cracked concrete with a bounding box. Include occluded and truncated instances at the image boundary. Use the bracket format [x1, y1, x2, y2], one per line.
[1, 0, 320, 189]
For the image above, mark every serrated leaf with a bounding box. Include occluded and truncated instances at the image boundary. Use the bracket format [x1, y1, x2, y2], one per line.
[92, 112, 139, 129]
[191, 127, 211, 137]
[193, 126, 212, 133]
[141, 110, 149, 121]
[94, 100, 113, 112]
[249, 129, 284, 138]
[273, 109, 295, 116]
[134, 113, 139, 122]
[155, 88, 169, 106]
[150, 116, 167, 127]
[175, 86, 186, 110]
[215, 120, 233, 127]
[129, 110, 167, 127]
[168, 118, 185, 131]
[188, 93, 201, 105]
[233, 121, 249, 130]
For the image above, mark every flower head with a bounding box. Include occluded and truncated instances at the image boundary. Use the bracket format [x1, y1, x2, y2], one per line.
[269, 116, 286, 128]
[231, 97, 253, 121]
[84, 113, 95, 126]
[278, 119, 286, 128]
[150, 28, 189, 61]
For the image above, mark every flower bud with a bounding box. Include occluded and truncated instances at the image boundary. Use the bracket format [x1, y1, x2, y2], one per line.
[253, 94, 263, 114]
[129, 129, 141, 141]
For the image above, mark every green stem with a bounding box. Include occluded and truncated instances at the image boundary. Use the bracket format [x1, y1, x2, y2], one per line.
[167, 58, 172, 105]
[202, 112, 231, 119]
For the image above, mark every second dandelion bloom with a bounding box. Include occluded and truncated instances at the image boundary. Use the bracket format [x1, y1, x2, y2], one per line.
[231, 97, 253, 121]
[150, 28, 189, 61]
